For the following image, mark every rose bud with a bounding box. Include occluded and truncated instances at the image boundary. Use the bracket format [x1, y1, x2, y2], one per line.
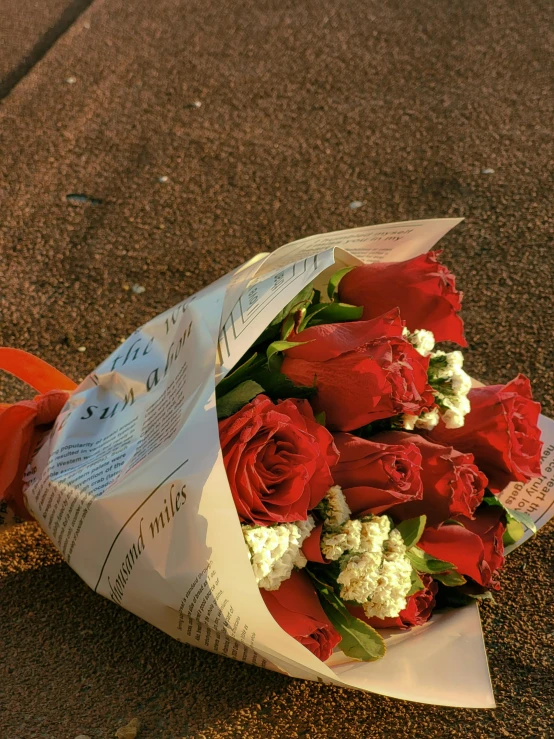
[426, 374, 542, 494]
[281, 310, 435, 431]
[219, 394, 338, 526]
[338, 252, 467, 346]
[331, 432, 423, 516]
[418, 506, 506, 590]
[372, 432, 488, 526]
[351, 574, 438, 630]
[261, 570, 341, 661]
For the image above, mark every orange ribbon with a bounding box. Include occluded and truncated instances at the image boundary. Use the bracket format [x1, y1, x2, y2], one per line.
[0, 349, 77, 519]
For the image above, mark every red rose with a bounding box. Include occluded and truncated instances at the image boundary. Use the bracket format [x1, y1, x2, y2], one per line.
[373, 432, 488, 526]
[418, 506, 506, 590]
[363, 574, 438, 630]
[427, 375, 542, 494]
[331, 432, 423, 516]
[281, 311, 435, 432]
[261, 570, 341, 661]
[218, 394, 338, 526]
[338, 251, 466, 345]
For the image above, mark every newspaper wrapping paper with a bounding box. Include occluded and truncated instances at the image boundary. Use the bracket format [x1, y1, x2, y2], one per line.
[14, 219, 554, 708]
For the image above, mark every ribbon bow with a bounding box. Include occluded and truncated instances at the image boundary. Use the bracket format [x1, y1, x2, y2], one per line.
[0, 349, 77, 519]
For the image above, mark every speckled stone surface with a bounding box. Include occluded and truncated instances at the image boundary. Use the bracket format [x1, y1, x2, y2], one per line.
[0, 1, 92, 99]
[0, 0, 553, 737]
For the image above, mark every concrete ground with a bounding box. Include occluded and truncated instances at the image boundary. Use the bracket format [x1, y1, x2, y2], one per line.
[0, 1, 553, 737]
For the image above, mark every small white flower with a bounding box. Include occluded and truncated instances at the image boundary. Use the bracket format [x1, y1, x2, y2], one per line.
[319, 485, 351, 528]
[450, 366, 472, 396]
[243, 517, 315, 591]
[430, 350, 472, 429]
[330, 516, 413, 620]
[359, 515, 391, 554]
[401, 406, 440, 430]
[410, 329, 436, 357]
[337, 550, 382, 603]
[403, 328, 436, 357]
[414, 407, 440, 430]
[446, 350, 464, 371]
[441, 394, 471, 429]
[321, 519, 362, 561]
[362, 529, 413, 619]
[400, 414, 418, 431]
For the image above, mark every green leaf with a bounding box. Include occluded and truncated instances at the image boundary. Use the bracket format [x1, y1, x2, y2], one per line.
[216, 353, 266, 397]
[216, 380, 264, 419]
[483, 493, 537, 535]
[503, 518, 526, 546]
[435, 584, 495, 609]
[269, 284, 315, 327]
[407, 546, 455, 575]
[407, 569, 425, 596]
[267, 340, 310, 370]
[314, 411, 326, 426]
[433, 571, 467, 587]
[395, 516, 427, 549]
[251, 368, 317, 401]
[313, 581, 386, 662]
[303, 302, 363, 328]
[327, 266, 355, 301]
[508, 509, 537, 535]
[280, 313, 297, 341]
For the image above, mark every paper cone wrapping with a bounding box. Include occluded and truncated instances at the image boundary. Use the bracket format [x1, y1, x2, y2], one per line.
[17, 219, 554, 707]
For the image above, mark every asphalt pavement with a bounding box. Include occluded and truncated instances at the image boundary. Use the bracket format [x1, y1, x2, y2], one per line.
[0, 1, 553, 737]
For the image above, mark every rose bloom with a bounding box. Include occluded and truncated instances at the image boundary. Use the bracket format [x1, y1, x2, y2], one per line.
[427, 374, 542, 494]
[351, 574, 438, 630]
[418, 506, 506, 590]
[261, 570, 341, 661]
[373, 432, 488, 526]
[281, 310, 435, 432]
[331, 432, 423, 516]
[338, 251, 467, 346]
[218, 394, 338, 526]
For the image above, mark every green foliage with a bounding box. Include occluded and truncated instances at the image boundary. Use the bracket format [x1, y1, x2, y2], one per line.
[216, 381, 264, 419]
[314, 411, 327, 426]
[216, 353, 266, 397]
[327, 266, 355, 301]
[300, 301, 363, 329]
[503, 518, 526, 546]
[309, 572, 386, 662]
[407, 568, 425, 596]
[395, 516, 427, 549]
[433, 571, 467, 587]
[482, 493, 537, 537]
[435, 584, 495, 609]
[407, 546, 455, 575]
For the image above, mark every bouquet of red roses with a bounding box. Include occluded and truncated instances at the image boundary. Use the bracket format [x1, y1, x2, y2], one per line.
[216, 252, 543, 663]
[1, 219, 552, 707]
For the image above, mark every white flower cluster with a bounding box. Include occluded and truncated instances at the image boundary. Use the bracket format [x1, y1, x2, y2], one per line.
[335, 516, 391, 602]
[401, 407, 441, 432]
[243, 517, 315, 591]
[362, 529, 413, 619]
[329, 515, 412, 619]
[402, 327, 436, 358]
[317, 485, 351, 528]
[401, 327, 442, 431]
[321, 519, 362, 561]
[400, 327, 472, 431]
[430, 350, 472, 429]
